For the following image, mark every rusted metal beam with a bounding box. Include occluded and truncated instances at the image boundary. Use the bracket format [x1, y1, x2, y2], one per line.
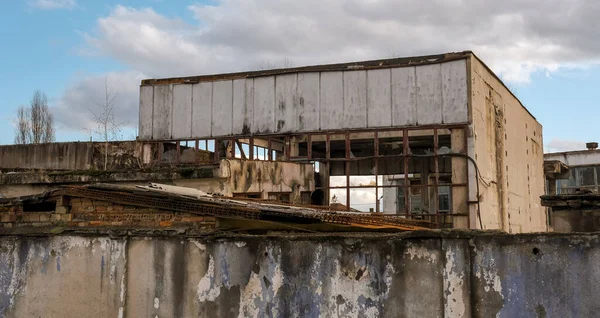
[345, 132, 351, 211]
[374, 131, 379, 213]
[403, 129, 409, 218]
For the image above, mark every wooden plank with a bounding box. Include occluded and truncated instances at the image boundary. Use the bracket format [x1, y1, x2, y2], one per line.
[367, 69, 392, 128]
[191, 82, 212, 138]
[171, 84, 193, 139]
[231, 79, 246, 135]
[139, 86, 153, 140]
[152, 84, 172, 140]
[343, 70, 368, 129]
[297, 72, 320, 132]
[320, 71, 343, 130]
[275, 74, 298, 133]
[391, 67, 417, 126]
[442, 60, 469, 124]
[211, 80, 234, 136]
[253, 76, 275, 134]
[416, 64, 443, 125]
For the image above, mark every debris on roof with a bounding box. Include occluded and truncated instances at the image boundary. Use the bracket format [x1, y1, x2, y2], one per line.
[2, 183, 430, 232]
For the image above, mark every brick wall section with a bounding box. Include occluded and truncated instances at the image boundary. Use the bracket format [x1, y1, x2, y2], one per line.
[0, 196, 216, 229]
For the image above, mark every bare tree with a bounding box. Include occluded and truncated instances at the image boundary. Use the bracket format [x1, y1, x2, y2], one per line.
[14, 90, 55, 144]
[90, 78, 123, 170]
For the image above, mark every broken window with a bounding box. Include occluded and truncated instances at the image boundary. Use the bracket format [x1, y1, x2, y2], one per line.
[576, 166, 595, 187]
[438, 185, 451, 213]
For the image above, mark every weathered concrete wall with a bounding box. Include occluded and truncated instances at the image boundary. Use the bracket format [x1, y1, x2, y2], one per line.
[1, 231, 598, 318]
[469, 57, 546, 233]
[0, 142, 93, 170]
[139, 60, 469, 140]
[175, 159, 315, 200]
[0, 142, 144, 171]
[551, 209, 600, 233]
[545, 150, 600, 167]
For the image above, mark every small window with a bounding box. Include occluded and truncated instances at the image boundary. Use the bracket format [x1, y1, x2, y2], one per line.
[438, 186, 451, 213]
[576, 167, 595, 187]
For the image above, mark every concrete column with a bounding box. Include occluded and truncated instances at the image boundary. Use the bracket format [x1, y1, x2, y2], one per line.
[451, 129, 469, 229]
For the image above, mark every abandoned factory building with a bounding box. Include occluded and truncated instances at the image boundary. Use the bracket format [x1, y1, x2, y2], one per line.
[542, 142, 600, 232]
[139, 51, 545, 233]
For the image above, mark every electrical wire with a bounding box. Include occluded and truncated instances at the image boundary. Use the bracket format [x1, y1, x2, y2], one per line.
[411, 152, 484, 230]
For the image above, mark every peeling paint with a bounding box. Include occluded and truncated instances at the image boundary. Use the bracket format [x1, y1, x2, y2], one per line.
[405, 243, 438, 262]
[1, 234, 599, 317]
[197, 255, 220, 302]
[443, 249, 466, 317]
[235, 242, 246, 248]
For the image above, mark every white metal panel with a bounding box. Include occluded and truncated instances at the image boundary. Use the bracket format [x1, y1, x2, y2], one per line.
[275, 74, 298, 133]
[231, 79, 246, 135]
[367, 69, 392, 128]
[212, 80, 234, 136]
[139, 86, 153, 139]
[320, 72, 343, 130]
[416, 64, 443, 125]
[442, 60, 469, 123]
[152, 84, 172, 140]
[253, 76, 275, 134]
[171, 84, 192, 139]
[191, 82, 212, 138]
[297, 72, 320, 132]
[343, 71, 368, 129]
[391, 67, 417, 126]
[243, 79, 254, 134]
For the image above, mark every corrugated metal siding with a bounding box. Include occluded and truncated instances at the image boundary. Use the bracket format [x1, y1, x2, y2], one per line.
[140, 59, 469, 140]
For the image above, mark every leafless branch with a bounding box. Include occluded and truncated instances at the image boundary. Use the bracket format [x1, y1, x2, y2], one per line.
[14, 90, 55, 144]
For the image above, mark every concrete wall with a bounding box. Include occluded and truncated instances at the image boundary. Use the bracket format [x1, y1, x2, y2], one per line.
[551, 209, 600, 233]
[0, 142, 93, 170]
[0, 159, 314, 200]
[0, 231, 598, 318]
[468, 57, 546, 233]
[0, 142, 145, 171]
[545, 150, 600, 167]
[175, 159, 315, 201]
[139, 60, 469, 140]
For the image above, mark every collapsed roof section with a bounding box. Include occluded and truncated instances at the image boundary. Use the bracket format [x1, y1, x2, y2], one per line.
[0, 183, 430, 232]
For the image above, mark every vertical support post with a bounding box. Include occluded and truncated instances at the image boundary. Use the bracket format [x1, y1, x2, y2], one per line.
[345, 132, 351, 211]
[140, 141, 145, 168]
[268, 139, 273, 161]
[176, 142, 181, 164]
[326, 134, 331, 161]
[157, 142, 163, 162]
[230, 138, 236, 158]
[452, 128, 469, 229]
[204, 140, 208, 151]
[326, 133, 331, 208]
[195, 140, 199, 164]
[374, 131, 379, 213]
[307, 134, 312, 160]
[214, 139, 220, 163]
[285, 136, 291, 160]
[403, 129, 409, 218]
[433, 128, 440, 227]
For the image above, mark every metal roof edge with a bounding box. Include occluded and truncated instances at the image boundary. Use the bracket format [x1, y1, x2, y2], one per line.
[141, 51, 472, 86]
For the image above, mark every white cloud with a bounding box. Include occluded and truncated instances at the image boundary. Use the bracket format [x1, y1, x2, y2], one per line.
[53, 71, 145, 136]
[30, 0, 76, 10]
[545, 138, 587, 153]
[79, 2, 600, 83]
[57, 1, 600, 135]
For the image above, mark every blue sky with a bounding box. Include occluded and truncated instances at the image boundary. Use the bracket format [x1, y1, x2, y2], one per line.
[1, 0, 598, 152]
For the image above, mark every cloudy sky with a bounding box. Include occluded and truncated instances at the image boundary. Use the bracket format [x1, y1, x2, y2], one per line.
[1, 0, 599, 152]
